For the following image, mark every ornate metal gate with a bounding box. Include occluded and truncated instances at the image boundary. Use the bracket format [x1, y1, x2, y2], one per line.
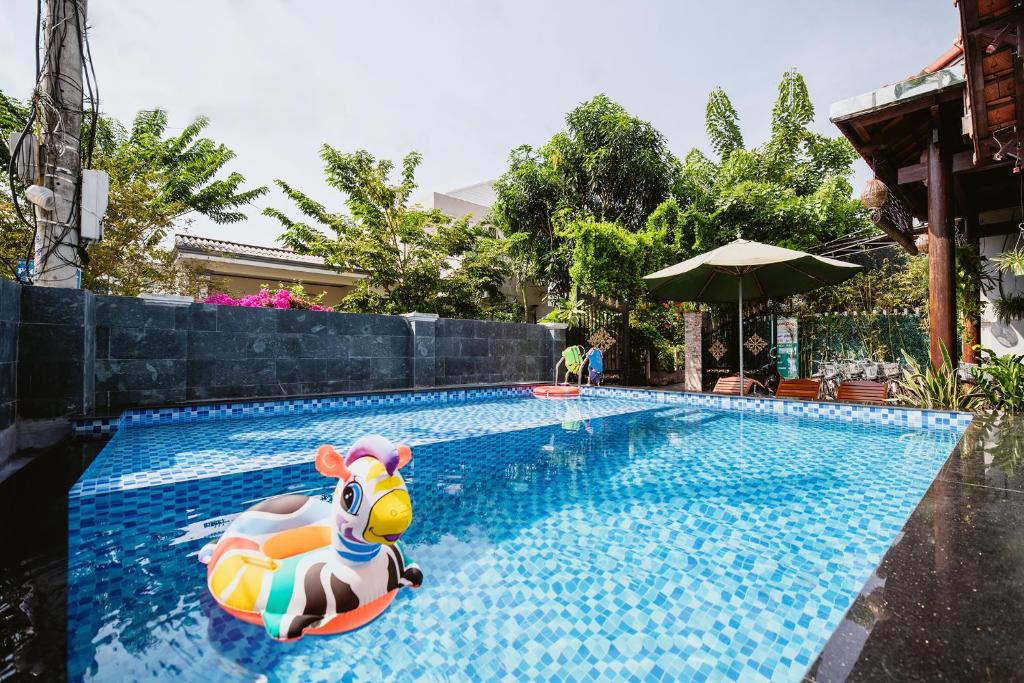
[567, 299, 625, 380]
[701, 303, 777, 390]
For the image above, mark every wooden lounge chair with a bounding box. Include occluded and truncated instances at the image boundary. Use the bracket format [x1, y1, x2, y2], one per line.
[835, 380, 888, 404]
[775, 378, 821, 400]
[711, 376, 757, 396]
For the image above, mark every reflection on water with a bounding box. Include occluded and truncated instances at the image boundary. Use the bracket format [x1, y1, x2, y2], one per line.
[67, 407, 962, 682]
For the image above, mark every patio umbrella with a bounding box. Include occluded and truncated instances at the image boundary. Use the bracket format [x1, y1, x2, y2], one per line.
[643, 238, 861, 389]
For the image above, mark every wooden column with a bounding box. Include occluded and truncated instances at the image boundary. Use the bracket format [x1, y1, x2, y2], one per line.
[927, 116, 957, 368]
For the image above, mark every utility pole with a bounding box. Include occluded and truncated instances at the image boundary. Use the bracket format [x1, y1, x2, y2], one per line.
[34, 0, 85, 287]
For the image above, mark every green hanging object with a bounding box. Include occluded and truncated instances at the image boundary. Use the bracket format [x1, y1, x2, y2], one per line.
[993, 249, 1024, 277]
[994, 294, 1024, 323]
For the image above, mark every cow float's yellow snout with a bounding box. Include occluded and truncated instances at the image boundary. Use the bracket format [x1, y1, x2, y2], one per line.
[364, 489, 412, 545]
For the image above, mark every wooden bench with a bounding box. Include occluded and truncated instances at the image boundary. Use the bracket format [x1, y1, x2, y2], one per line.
[775, 378, 821, 400]
[711, 376, 757, 396]
[835, 380, 888, 404]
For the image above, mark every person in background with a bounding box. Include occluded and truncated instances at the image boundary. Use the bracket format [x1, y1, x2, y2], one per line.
[586, 345, 604, 386]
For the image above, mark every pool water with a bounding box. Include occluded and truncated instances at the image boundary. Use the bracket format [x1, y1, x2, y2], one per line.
[68, 396, 964, 681]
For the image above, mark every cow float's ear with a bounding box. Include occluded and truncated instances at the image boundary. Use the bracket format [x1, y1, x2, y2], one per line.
[396, 444, 413, 471]
[316, 444, 350, 480]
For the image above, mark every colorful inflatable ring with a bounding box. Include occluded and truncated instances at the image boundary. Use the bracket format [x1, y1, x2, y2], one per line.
[532, 384, 582, 399]
[198, 435, 423, 641]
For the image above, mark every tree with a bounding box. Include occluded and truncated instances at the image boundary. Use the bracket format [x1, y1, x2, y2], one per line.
[84, 110, 266, 295]
[664, 70, 869, 256]
[0, 89, 266, 294]
[562, 217, 665, 307]
[506, 74, 869, 380]
[0, 92, 34, 280]
[267, 147, 516, 320]
[492, 94, 681, 294]
[560, 216, 670, 379]
[705, 87, 744, 161]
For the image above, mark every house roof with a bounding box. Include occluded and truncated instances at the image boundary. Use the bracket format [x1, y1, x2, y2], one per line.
[442, 180, 497, 208]
[175, 234, 329, 268]
[829, 2, 1024, 250]
[829, 61, 966, 123]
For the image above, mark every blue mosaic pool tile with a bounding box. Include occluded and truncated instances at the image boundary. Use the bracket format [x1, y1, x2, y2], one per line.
[69, 394, 662, 498]
[66, 408, 964, 682]
[71, 384, 972, 438]
[581, 386, 973, 432]
[71, 386, 536, 435]
[70, 416, 119, 436]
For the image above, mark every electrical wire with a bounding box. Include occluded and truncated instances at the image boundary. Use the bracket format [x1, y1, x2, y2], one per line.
[5, 0, 44, 282]
[13, 0, 100, 283]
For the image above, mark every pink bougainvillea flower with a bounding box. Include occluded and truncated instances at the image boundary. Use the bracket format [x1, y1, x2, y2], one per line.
[271, 290, 292, 309]
[204, 293, 237, 306]
[204, 288, 332, 312]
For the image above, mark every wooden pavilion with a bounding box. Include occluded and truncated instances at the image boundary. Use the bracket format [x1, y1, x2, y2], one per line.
[830, 0, 1024, 367]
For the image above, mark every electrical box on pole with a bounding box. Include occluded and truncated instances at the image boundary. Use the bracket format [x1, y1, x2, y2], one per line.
[6, 132, 37, 185]
[80, 169, 108, 242]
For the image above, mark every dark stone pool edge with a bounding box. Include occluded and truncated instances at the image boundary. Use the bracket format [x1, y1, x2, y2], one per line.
[805, 411, 1024, 682]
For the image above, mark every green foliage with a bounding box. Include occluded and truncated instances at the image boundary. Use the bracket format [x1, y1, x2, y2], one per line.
[84, 109, 266, 295]
[972, 347, 1024, 413]
[645, 197, 706, 262]
[674, 69, 868, 255]
[991, 249, 1024, 323]
[796, 252, 929, 367]
[993, 249, 1024, 276]
[493, 94, 681, 293]
[0, 92, 34, 278]
[560, 216, 666, 306]
[993, 294, 1024, 323]
[501, 230, 537, 322]
[494, 73, 865, 378]
[956, 244, 993, 323]
[0, 89, 265, 295]
[799, 313, 929, 371]
[268, 147, 515, 320]
[277, 282, 329, 308]
[799, 252, 928, 314]
[894, 344, 981, 411]
[540, 286, 587, 329]
[705, 88, 743, 161]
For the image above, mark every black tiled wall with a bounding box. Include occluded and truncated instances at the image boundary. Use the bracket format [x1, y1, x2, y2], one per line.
[17, 286, 94, 419]
[436, 319, 552, 385]
[93, 297, 413, 412]
[0, 280, 19, 430]
[11, 285, 556, 417]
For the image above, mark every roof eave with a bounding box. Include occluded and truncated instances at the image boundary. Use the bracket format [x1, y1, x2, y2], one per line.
[829, 65, 966, 123]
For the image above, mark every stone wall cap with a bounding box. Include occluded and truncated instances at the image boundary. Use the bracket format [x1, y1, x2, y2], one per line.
[137, 293, 194, 306]
[539, 322, 568, 330]
[401, 312, 440, 321]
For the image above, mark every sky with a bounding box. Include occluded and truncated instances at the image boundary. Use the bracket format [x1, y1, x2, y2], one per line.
[0, 0, 961, 247]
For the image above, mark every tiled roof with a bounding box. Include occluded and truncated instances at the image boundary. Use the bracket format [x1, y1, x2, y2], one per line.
[175, 233, 328, 266]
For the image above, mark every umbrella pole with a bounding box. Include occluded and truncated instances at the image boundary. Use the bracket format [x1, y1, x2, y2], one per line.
[738, 277, 744, 394]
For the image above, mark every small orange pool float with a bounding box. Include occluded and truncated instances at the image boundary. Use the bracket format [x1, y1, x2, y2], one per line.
[532, 385, 582, 399]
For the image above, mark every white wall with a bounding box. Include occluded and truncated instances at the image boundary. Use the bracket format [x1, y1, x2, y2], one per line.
[980, 235, 1024, 354]
[431, 193, 491, 224]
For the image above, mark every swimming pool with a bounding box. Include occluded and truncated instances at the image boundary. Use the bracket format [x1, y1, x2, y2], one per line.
[67, 389, 968, 681]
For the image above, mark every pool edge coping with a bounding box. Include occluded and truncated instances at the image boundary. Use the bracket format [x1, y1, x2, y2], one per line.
[803, 410, 1024, 681]
[71, 384, 973, 436]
